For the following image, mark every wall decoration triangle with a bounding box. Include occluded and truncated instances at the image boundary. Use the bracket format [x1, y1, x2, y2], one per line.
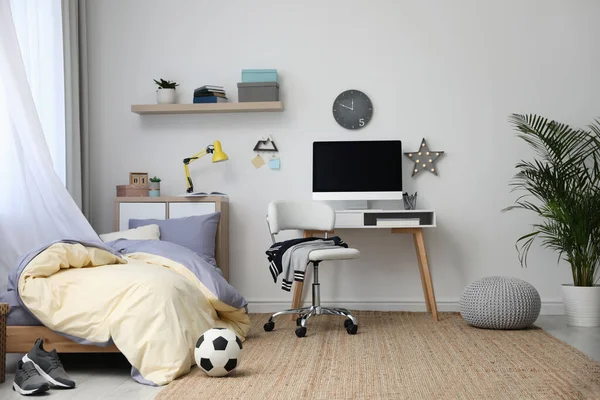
[253, 137, 278, 152]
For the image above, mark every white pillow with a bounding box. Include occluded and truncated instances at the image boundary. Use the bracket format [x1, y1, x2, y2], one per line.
[99, 224, 161, 242]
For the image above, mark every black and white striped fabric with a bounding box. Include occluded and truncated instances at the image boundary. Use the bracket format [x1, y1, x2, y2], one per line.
[266, 237, 347, 292]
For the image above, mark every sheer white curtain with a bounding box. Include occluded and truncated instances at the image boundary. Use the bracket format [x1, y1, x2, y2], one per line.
[0, 0, 100, 289]
[10, 0, 66, 184]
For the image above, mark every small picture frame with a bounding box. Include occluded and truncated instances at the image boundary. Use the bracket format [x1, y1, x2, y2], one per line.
[130, 172, 148, 186]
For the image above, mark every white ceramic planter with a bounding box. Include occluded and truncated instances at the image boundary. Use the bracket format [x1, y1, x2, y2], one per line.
[157, 88, 176, 104]
[562, 284, 600, 327]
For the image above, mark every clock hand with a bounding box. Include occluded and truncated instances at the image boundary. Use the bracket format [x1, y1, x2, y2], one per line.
[351, 99, 354, 111]
[339, 103, 353, 110]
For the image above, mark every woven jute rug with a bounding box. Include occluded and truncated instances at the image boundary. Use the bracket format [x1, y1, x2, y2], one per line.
[156, 312, 600, 400]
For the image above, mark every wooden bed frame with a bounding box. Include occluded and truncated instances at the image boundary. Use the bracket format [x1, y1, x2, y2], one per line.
[7, 196, 229, 353]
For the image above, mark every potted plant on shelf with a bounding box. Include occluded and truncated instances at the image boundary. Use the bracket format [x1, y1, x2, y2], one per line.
[504, 114, 600, 326]
[154, 79, 179, 104]
[149, 176, 161, 197]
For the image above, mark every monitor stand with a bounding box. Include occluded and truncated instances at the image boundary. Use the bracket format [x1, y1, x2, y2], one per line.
[344, 200, 369, 210]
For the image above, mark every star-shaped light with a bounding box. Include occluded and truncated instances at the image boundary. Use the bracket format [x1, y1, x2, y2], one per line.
[404, 138, 444, 177]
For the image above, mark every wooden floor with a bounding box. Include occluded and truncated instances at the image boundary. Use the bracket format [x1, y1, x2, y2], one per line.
[0, 316, 599, 399]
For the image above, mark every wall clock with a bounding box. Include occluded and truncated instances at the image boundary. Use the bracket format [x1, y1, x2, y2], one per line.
[332, 89, 373, 130]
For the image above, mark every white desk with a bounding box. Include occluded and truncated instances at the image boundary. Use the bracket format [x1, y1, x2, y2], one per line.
[291, 209, 439, 321]
[334, 209, 436, 229]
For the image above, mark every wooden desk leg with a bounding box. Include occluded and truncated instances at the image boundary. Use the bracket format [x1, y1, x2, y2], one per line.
[288, 230, 313, 320]
[413, 236, 432, 313]
[413, 229, 438, 321]
[288, 229, 335, 320]
[290, 281, 304, 321]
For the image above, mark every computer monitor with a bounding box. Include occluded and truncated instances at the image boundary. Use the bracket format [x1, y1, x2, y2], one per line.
[312, 140, 403, 201]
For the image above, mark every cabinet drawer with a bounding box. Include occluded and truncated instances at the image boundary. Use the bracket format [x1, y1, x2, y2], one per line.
[334, 212, 363, 227]
[168, 202, 216, 218]
[119, 203, 166, 230]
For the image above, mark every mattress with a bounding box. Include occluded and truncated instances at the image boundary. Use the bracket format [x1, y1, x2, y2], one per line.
[0, 290, 42, 326]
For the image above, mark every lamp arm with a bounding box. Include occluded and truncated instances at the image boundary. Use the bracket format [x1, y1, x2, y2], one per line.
[183, 147, 211, 193]
[183, 148, 208, 165]
[183, 162, 194, 193]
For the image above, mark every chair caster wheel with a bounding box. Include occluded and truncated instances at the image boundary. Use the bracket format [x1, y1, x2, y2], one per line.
[295, 327, 307, 337]
[296, 317, 303, 326]
[264, 321, 275, 332]
[346, 324, 358, 335]
[344, 318, 353, 328]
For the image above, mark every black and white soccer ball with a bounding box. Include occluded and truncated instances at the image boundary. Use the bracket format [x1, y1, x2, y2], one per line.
[194, 328, 242, 377]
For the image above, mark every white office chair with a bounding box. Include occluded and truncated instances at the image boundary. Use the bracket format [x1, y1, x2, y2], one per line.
[263, 200, 360, 337]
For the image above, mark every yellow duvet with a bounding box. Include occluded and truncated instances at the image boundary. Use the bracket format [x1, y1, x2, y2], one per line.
[18, 243, 250, 385]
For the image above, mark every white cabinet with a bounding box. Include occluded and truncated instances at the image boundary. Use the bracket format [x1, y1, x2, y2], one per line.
[117, 201, 217, 230]
[168, 202, 216, 219]
[119, 202, 166, 230]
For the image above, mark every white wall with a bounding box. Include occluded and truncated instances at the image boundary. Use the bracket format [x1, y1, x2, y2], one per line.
[85, 0, 600, 313]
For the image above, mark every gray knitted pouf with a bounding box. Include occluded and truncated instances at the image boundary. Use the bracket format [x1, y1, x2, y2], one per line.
[459, 276, 541, 330]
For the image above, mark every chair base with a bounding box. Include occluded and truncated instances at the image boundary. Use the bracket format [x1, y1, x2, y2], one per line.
[264, 261, 359, 337]
[264, 305, 359, 337]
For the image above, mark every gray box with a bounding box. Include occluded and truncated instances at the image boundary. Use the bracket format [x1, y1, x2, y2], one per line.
[237, 82, 279, 102]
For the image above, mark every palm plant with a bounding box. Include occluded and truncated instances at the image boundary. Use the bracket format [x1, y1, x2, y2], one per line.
[504, 114, 600, 286]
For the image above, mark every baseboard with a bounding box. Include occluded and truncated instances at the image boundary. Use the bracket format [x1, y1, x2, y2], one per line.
[247, 300, 564, 315]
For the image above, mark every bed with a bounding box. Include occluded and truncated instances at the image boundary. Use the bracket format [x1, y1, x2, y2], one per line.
[1, 196, 245, 385]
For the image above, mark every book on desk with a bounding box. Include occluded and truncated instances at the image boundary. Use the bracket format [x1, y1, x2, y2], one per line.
[177, 191, 228, 197]
[376, 218, 420, 227]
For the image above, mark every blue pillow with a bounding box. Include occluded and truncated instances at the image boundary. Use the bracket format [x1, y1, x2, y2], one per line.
[129, 212, 220, 267]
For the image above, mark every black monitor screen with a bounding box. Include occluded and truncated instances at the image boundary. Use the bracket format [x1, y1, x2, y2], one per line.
[313, 141, 403, 192]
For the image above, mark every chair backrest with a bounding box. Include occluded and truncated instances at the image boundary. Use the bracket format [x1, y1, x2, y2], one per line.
[267, 200, 335, 235]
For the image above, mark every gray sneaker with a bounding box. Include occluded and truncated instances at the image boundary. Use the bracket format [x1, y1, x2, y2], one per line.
[22, 338, 76, 389]
[13, 360, 50, 396]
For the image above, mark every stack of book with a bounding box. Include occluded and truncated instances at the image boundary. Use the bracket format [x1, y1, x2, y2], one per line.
[193, 85, 228, 103]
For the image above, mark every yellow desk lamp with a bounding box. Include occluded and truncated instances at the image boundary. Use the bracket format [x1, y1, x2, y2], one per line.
[183, 141, 228, 193]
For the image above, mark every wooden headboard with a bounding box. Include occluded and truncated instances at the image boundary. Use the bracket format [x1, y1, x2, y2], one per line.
[114, 196, 230, 281]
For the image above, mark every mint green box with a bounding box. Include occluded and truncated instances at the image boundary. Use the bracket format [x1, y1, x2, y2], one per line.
[241, 69, 278, 83]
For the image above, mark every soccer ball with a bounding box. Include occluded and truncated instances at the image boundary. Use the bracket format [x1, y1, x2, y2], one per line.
[194, 328, 242, 377]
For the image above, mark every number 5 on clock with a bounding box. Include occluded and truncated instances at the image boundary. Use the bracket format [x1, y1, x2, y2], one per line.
[359, 118, 365, 127]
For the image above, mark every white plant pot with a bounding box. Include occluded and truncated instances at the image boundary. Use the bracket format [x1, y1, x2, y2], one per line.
[157, 88, 176, 104]
[561, 284, 600, 327]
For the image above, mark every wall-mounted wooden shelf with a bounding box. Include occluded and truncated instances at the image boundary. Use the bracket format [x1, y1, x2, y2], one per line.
[131, 101, 284, 115]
